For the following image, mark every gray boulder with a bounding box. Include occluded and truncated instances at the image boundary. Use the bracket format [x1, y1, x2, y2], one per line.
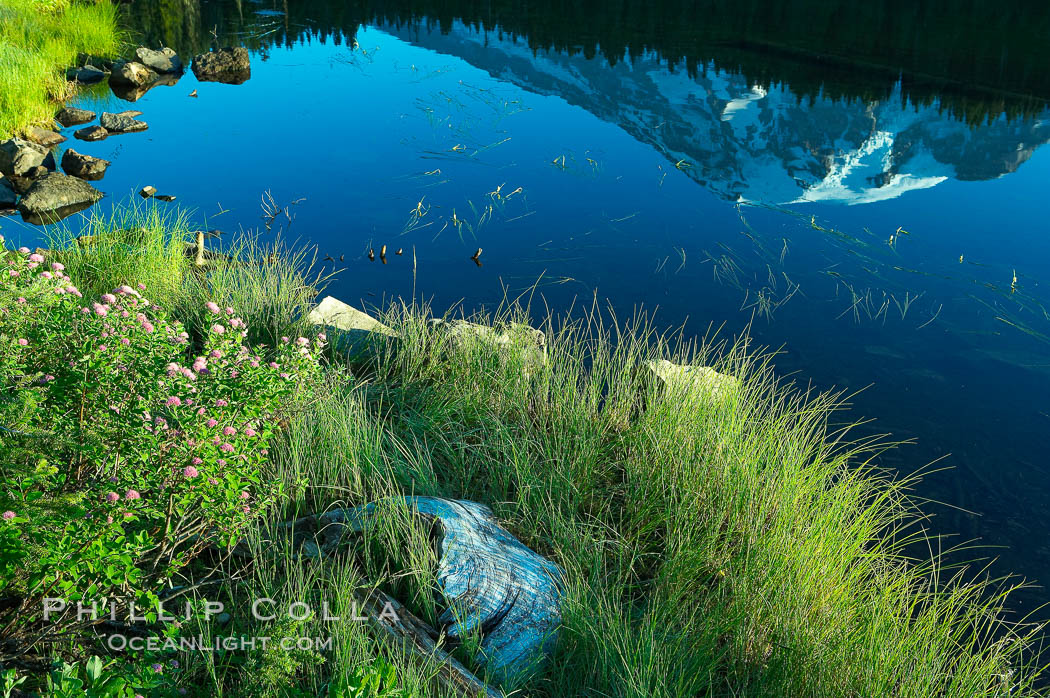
[100, 112, 148, 134]
[66, 66, 106, 84]
[0, 138, 55, 177]
[56, 107, 96, 127]
[192, 47, 251, 84]
[109, 60, 157, 88]
[17, 173, 103, 225]
[74, 126, 108, 142]
[61, 149, 110, 181]
[135, 47, 182, 74]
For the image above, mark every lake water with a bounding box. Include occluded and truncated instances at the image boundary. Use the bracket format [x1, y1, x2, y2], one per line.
[4, 0, 1050, 608]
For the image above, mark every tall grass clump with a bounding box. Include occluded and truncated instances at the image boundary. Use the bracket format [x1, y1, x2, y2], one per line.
[46, 201, 194, 302]
[0, 0, 122, 137]
[240, 302, 1048, 697]
[176, 234, 331, 347]
[45, 204, 330, 346]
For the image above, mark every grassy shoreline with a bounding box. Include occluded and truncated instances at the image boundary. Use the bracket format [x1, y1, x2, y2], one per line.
[2, 207, 1048, 695]
[0, 0, 121, 138]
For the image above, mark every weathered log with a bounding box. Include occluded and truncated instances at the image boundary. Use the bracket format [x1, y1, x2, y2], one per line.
[356, 586, 502, 698]
[287, 496, 563, 688]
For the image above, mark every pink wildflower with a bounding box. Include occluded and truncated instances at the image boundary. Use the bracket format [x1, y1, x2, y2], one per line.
[206, 418, 218, 428]
[2, 511, 15, 521]
[28, 253, 44, 263]
[191, 457, 203, 465]
[220, 443, 234, 453]
[216, 399, 228, 407]
[183, 466, 199, 478]
[101, 293, 116, 304]
[211, 324, 225, 334]
[51, 262, 64, 271]
[106, 492, 119, 502]
[125, 490, 140, 500]
[206, 301, 220, 314]
[223, 426, 236, 436]
[17, 247, 29, 254]
[17, 339, 27, 346]
[166, 397, 182, 407]
[244, 427, 257, 437]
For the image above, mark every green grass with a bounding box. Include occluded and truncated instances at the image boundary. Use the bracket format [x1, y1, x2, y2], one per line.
[0, 0, 122, 137]
[46, 203, 328, 345]
[221, 304, 1046, 697]
[28, 204, 1050, 695]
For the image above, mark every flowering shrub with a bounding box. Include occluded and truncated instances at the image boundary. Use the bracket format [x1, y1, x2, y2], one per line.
[0, 237, 323, 655]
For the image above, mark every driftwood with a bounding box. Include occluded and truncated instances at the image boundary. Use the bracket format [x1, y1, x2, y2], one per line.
[287, 497, 563, 690]
[356, 586, 502, 698]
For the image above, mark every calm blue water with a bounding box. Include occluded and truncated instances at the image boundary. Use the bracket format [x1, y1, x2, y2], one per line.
[4, 0, 1050, 607]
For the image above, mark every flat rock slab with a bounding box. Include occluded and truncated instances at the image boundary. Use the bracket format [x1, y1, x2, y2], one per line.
[136, 46, 182, 74]
[647, 359, 740, 404]
[192, 47, 251, 84]
[24, 127, 66, 147]
[100, 112, 148, 134]
[0, 138, 55, 178]
[17, 172, 102, 225]
[308, 295, 396, 336]
[61, 149, 110, 181]
[74, 126, 108, 142]
[433, 319, 547, 369]
[56, 107, 96, 127]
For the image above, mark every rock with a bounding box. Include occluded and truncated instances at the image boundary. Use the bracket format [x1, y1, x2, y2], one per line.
[139, 186, 157, 198]
[431, 318, 547, 373]
[0, 138, 55, 178]
[647, 359, 740, 404]
[66, 66, 106, 84]
[17, 172, 103, 225]
[74, 126, 108, 142]
[308, 296, 396, 336]
[55, 107, 96, 127]
[109, 60, 157, 88]
[0, 177, 17, 208]
[4, 176, 33, 196]
[24, 127, 66, 147]
[100, 112, 148, 134]
[192, 47, 251, 84]
[308, 296, 396, 357]
[155, 194, 176, 202]
[135, 47, 182, 74]
[113, 110, 143, 118]
[61, 149, 110, 181]
[26, 165, 49, 180]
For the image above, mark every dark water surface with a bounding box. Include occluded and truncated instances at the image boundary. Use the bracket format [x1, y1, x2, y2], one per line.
[4, 0, 1050, 607]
